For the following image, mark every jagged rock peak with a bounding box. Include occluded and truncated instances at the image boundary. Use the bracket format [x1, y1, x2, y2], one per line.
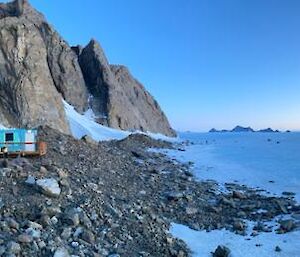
[0, 1, 176, 137]
[0, 0, 44, 22]
[0, 0, 25, 18]
[78, 39, 177, 137]
[84, 39, 111, 70]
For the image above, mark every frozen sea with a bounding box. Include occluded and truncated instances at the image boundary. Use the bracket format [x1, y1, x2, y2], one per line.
[168, 132, 300, 257]
[170, 132, 300, 201]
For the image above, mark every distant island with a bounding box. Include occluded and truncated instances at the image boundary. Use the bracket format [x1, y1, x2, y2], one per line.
[209, 126, 281, 133]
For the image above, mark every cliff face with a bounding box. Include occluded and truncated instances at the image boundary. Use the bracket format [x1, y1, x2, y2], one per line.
[0, 0, 69, 133]
[78, 40, 176, 137]
[108, 65, 176, 136]
[0, 0, 176, 137]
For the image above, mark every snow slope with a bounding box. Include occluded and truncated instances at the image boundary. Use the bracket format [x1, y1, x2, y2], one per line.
[63, 100, 178, 142]
[64, 101, 130, 141]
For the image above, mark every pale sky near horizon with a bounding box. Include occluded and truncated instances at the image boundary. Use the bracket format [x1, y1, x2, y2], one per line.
[10, 0, 300, 131]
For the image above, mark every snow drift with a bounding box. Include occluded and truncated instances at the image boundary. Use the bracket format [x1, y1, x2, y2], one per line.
[63, 100, 178, 142]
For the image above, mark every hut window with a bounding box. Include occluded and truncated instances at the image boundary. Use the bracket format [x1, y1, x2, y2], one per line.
[5, 133, 14, 142]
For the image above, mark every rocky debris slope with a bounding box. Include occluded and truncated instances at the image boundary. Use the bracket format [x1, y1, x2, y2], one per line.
[0, 126, 299, 256]
[77, 40, 176, 137]
[0, 0, 175, 137]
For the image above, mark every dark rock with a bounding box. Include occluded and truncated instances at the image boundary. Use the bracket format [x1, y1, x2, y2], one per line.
[275, 246, 282, 252]
[233, 220, 245, 231]
[81, 229, 96, 244]
[212, 245, 230, 257]
[81, 135, 97, 145]
[275, 200, 288, 214]
[209, 128, 219, 133]
[232, 191, 246, 199]
[282, 191, 296, 197]
[63, 208, 80, 226]
[166, 192, 184, 201]
[231, 126, 254, 132]
[131, 150, 143, 158]
[257, 128, 275, 133]
[209, 128, 229, 133]
[1, 159, 9, 168]
[279, 220, 295, 232]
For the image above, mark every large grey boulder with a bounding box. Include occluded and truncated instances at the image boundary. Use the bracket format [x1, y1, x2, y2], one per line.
[79, 40, 176, 137]
[36, 178, 61, 198]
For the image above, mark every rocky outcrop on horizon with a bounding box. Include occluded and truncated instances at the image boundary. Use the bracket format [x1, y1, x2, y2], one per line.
[209, 126, 281, 133]
[257, 128, 279, 133]
[0, 0, 176, 137]
[231, 126, 254, 132]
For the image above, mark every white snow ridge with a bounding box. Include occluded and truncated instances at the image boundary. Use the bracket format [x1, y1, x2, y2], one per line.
[63, 100, 130, 141]
[63, 100, 179, 142]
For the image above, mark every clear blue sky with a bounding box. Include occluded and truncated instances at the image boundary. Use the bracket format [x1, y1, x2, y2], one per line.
[25, 0, 300, 131]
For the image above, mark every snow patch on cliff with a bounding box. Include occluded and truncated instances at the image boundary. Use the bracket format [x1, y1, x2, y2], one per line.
[64, 100, 178, 142]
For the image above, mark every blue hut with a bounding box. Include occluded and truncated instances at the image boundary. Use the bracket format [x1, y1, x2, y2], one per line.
[0, 129, 46, 156]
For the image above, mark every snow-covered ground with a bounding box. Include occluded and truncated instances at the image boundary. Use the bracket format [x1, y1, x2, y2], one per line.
[171, 221, 300, 257]
[171, 132, 300, 201]
[168, 132, 300, 257]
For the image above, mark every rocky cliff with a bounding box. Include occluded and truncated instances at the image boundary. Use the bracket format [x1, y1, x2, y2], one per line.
[0, 0, 176, 137]
[78, 40, 176, 136]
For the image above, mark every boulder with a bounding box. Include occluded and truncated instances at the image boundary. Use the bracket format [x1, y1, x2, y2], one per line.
[54, 247, 70, 257]
[212, 245, 231, 257]
[6, 241, 21, 254]
[81, 135, 98, 145]
[232, 191, 246, 199]
[36, 178, 61, 197]
[17, 234, 33, 244]
[279, 219, 295, 232]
